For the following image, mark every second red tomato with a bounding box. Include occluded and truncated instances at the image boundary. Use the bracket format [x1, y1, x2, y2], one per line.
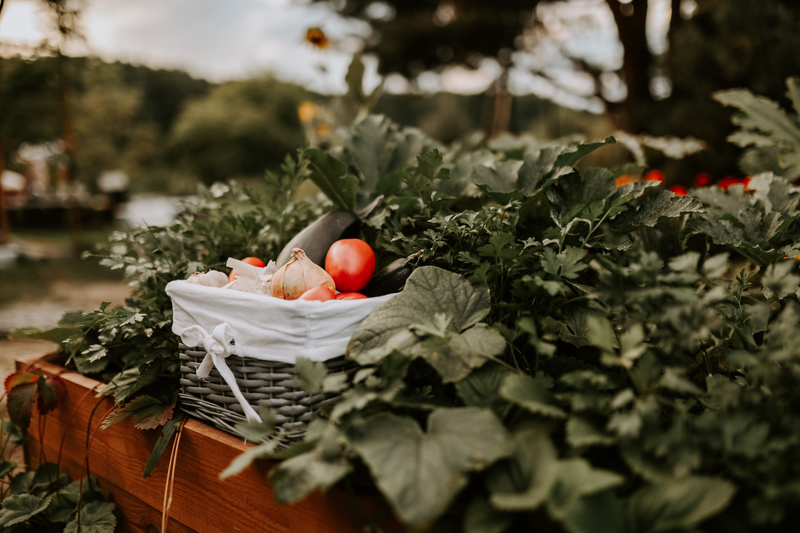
[325, 239, 376, 292]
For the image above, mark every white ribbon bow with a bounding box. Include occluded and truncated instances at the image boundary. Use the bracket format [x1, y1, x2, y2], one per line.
[180, 323, 262, 423]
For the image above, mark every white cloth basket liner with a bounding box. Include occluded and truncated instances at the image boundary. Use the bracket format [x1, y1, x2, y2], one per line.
[167, 279, 395, 364]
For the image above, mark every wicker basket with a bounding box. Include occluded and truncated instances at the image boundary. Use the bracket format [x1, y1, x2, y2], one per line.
[179, 343, 351, 440]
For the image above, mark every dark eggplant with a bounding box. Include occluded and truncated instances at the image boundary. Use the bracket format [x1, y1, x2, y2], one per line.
[275, 210, 360, 268]
[361, 255, 418, 297]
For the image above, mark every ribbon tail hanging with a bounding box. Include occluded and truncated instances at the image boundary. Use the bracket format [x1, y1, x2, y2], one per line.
[210, 353, 263, 423]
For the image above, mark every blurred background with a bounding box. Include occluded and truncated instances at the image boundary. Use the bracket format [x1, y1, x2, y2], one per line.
[1, 0, 800, 364]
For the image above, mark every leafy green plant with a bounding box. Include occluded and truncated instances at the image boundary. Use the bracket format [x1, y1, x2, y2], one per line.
[0, 463, 116, 533]
[1, 374, 117, 532]
[715, 76, 800, 180]
[13, 78, 800, 532]
[220, 108, 800, 531]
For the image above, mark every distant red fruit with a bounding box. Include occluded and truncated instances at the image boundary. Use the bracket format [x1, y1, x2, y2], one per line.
[694, 173, 711, 187]
[645, 170, 664, 182]
[670, 185, 688, 197]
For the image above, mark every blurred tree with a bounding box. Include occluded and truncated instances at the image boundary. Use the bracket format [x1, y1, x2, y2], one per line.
[117, 63, 211, 135]
[72, 60, 162, 191]
[167, 77, 308, 184]
[648, 0, 800, 182]
[313, 0, 800, 179]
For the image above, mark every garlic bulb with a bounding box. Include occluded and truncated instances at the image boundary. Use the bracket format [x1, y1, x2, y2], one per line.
[224, 258, 276, 295]
[270, 248, 335, 300]
[186, 270, 229, 288]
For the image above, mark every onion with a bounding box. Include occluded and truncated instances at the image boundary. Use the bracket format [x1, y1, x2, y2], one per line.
[270, 248, 335, 300]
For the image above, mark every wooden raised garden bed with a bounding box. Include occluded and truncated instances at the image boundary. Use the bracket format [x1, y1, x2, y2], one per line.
[16, 353, 400, 533]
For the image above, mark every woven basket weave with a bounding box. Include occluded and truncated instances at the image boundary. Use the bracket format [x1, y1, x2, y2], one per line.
[179, 343, 350, 440]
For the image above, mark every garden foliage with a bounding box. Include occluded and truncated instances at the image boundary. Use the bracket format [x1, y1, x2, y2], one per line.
[11, 82, 800, 532]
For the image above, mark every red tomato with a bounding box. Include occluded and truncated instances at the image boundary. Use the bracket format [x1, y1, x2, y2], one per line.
[229, 256, 266, 281]
[325, 239, 376, 292]
[298, 285, 336, 301]
[335, 291, 367, 300]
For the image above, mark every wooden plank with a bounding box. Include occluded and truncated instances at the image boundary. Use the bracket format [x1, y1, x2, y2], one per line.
[18, 356, 402, 533]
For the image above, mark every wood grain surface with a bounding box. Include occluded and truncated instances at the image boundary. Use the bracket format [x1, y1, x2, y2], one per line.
[17, 355, 402, 533]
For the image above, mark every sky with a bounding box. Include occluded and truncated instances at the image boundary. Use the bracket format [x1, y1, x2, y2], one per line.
[0, 0, 666, 111]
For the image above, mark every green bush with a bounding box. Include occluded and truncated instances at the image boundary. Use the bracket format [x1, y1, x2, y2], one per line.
[12, 81, 800, 532]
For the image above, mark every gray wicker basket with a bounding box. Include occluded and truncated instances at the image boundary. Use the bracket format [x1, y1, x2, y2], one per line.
[179, 343, 351, 440]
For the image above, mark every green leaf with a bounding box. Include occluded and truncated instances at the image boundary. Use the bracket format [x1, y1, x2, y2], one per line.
[566, 417, 615, 448]
[220, 439, 281, 480]
[269, 443, 352, 504]
[554, 136, 616, 169]
[301, 148, 359, 211]
[142, 412, 185, 479]
[344, 51, 365, 102]
[0, 459, 17, 478]
[612, 189, 704, 233]
[63, 501, 117, 533]
[36, 375, 66, 415]
[293, 357, 328, 395]
[423, 324, 506, 383]
[464, 498, 513, 533]
[234, 407, 278, 443]
[46, 476, 109, 523]
[517, 146, 572, 194]
[6, 378, 38, 429]
[473, 159, 523, 193]
[561, 491, 626, 533]
[547, 459, 625, 521]
[348, 267, 504, 382]
[715, 84, 800, 179]
[500, 374, 567, 418]
[106, 394, 176, 430]
[8, 325, 77, 344]
[627, 476, 736, 532]
[455, 363, 512, 415]
[488, 426, 559, 511]
[762, 260, 800, 300]
[349, 408, 511, 529]
[416, 149, 450, 183]
[0, 493, 54, 528]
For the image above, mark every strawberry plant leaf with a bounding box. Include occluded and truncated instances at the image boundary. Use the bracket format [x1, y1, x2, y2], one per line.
[0, 460, 17, 478]
[37, 375, 66, 415]
[106, 394, 176, 430]
[6, 380, 37, 429]
[63, 501, 117, 533]
[4, 371, 37, 395]
[349, 408, 511, 529]
[0, 493, 54, 528]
